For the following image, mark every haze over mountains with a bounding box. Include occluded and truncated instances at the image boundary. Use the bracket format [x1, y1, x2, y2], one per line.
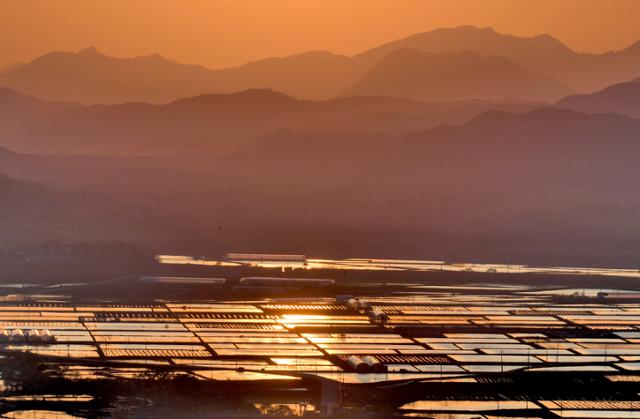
[221, 107, 640, 196]
[3, 26, 640, 105]
[4, 104, 639, 266]
[2, 25, 640, 267]
[354, 26, 640, 93]
[0, 47, 359, 104]
[0, 87, 75, 127]
[556, 78, 640, 118]
[0, 88, 535, 154]
[343, 49, 570, 102]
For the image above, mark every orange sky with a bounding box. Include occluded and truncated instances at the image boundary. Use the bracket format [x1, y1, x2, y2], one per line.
[2, 0, 640, 69]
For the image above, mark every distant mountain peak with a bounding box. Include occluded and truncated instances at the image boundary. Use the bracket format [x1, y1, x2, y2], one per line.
[75, 48, 176, 64]
[555, 78, 640, 118]
[345, 48, 571, 102]
[354, 25, 576, 69]
[291, 50, 344, 58]
[462, 106, 588, 130]
[145, 52, 169, 61]
[78, 46, 102, 56]
[2, 26, 639, 104]
[26, 47, 111, 66]
[619, 40, 640, 56]
[386, 47, 480, 59]
[235, 49, 350, 70]
[168, 88, 299, 108]
[428, 25, 495, 33]
[451, 25, 495, 33]
[0, 62, 24, 75]
[222, 88, 295, 100]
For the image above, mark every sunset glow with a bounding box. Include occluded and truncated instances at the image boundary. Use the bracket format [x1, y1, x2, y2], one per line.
[2, 2, 640, 417]
[2, 0, 640, 69]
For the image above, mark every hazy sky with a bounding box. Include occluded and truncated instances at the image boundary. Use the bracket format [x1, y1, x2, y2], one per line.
[2, 0, 640, 69]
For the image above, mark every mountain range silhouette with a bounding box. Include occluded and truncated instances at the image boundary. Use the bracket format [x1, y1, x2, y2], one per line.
[3, 26, 640, 104]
